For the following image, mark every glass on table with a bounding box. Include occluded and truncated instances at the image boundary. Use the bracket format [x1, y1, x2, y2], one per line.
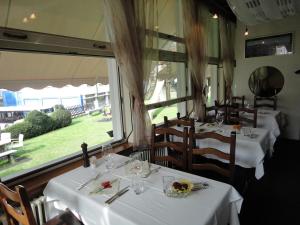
[128, 152, 145, 194]
[102, 144, 114, 171]
[162, 176, 175, 195]
[216, 112, 224, 128]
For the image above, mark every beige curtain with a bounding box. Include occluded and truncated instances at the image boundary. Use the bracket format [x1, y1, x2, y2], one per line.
[104, 0, 158, 146]
[219, 16, 235, 101]
[182, 0, 208, 120]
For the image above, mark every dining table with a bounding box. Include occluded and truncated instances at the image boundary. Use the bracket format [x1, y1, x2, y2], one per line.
[173, 123, 270, 179]
[44, 154, 243, 225]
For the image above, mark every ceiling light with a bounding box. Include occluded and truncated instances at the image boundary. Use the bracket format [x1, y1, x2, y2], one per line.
[154, 25, 159, 30]
[212, 13, 218, 19]
[22, 17, 28, 23]
[30, 13, 36, 19]
[244, 27, 249, 36]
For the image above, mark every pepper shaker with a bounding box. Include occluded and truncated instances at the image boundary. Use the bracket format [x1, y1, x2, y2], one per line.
[81, 142, 90, 168]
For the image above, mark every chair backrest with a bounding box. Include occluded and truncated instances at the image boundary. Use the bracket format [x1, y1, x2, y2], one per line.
[1, 133, 11, 142]
[0, 183, 37, 225]
[232, 96, 245, 108]
[150, 124, 188, 170]
[214, 101, 229, 123]
[228, 107, 257, 128]
[188, 129, 236, 183]
[254, 96, 277, 110]
[203, 104, 218, 123]
[164, 115, 194, 129]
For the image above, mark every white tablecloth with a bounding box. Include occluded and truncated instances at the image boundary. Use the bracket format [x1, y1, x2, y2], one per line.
[44, 154, 243, 225]
[256, 109, 281, 154]
[174, 124, 270, 179]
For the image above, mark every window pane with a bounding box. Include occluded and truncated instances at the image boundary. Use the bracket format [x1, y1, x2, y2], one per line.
[207, 17, 219, 58]
[5, 0, 108, 41]
[159, 39, 185, 53]
[149, 104, 178, 124]
[0, 53, 122, 180]
[158, 0, 183, 37]
[145, 61, 186, 105]
[205, 65, 218, 106]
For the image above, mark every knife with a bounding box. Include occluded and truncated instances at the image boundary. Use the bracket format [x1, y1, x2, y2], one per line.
[105, 186, 129, 204]
[115, 159, 133, 169]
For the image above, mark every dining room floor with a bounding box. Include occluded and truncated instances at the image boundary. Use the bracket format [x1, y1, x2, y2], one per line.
[240, 138, 300, 225]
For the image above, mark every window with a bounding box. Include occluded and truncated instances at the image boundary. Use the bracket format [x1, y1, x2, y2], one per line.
[0, 51, 123, 180]
[205, 65, 218, 106]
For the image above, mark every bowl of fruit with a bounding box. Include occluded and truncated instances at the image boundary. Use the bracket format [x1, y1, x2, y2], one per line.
[166, 179, 194, 198]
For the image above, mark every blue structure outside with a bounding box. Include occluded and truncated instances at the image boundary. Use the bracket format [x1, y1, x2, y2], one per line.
[2, 91, 17, 106]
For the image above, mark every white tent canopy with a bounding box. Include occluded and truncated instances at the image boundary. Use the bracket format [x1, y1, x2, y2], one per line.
[0, 51, 109, 91]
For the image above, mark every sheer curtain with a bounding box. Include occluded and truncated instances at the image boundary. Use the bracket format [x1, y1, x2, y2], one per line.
[219, 16, 235, 101]
[104, 0, 158, 146]
[183, 0, 208, 120]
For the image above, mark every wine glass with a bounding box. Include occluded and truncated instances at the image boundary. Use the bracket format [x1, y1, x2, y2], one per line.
[102, 144, 114, 171]
[129, 152, 144, 194]
[216, 112, 224, 128]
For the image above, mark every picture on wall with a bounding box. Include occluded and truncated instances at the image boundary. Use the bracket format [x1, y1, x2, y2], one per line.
[245, 33, 293, 58]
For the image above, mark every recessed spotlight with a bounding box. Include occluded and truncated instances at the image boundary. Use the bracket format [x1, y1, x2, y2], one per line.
[212, 13, 218, 19]
[30, 13, 36, 19]
[22, 17, 28, 23]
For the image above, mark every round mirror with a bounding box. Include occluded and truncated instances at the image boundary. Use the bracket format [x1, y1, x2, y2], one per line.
[248, 66, 284, 97]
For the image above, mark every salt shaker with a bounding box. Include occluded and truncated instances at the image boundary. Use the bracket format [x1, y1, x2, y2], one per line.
[90, 156, 97, 169]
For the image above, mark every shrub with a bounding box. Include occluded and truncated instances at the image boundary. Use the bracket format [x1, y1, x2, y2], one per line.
[51, 109, 72, 129]
[4, 121, 34, 139]
[54, 104, 65, 110]
[25, 110, 55, 136]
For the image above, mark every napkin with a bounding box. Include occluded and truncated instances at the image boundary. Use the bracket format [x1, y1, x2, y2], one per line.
[89, 178, 120, 195]
[125, 160, 150, 177]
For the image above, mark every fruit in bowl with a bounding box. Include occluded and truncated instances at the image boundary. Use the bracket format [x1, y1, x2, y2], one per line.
[233, 124, 241, 131]
[171, 179, 193, 194]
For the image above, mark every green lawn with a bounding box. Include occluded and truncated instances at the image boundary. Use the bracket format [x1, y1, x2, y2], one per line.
[151, 104, 178, 124]
[0, 113, 113, 178]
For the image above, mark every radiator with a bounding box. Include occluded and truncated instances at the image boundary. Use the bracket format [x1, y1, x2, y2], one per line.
[30, 196, 46, 225]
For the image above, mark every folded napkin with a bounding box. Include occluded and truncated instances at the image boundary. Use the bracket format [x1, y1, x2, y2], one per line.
[89, 178, 120, 195]
[125, 160, 150, 177]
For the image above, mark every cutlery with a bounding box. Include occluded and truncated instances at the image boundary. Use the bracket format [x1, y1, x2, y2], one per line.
[115, 159, 133, 169]
[192, 182, 209, 191]
[77, 172, 102, 190]
[105, 186, 129, 204]
[141, 166, 161, 178]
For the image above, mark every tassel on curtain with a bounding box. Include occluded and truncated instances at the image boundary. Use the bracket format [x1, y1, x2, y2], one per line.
[182, 0, 208, 121]
[104, 0, 158, 146]
[219, 16, 235, 102]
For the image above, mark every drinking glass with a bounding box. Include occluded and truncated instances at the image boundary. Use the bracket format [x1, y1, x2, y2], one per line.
[162, 176, 175, 195]
[129, 153, 144, 194]
[102, 144, 114, 171]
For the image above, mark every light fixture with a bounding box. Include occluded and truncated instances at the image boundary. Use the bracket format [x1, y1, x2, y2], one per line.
[212, 13, 218, 19]
[30, 13, 36, 19]
[244, 27, 249, 36]
[154, 25, 159, 30]
[22, 17, 28, 23]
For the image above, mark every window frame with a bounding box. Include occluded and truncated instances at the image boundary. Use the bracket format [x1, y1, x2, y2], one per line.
[0, 28, 125, 182]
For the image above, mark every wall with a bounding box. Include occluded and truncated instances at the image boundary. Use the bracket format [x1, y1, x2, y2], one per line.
[233, 14, 300, 140]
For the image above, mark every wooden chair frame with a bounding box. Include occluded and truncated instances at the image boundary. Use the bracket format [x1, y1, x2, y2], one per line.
[188, 129, 236, 183]
[232, 96, 245, 108]
[254, 96, 277, 110]
[0, 183, 37, 225]
[228, 107, 258, 128]
[203, 104, 218, 123]
[150, 124, 188, 170]
[164, 115, 194, 129]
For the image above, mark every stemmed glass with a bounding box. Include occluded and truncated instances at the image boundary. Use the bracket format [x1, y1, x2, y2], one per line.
[102, 144, 114, 172]
[129, 152, 144, 194]
[216, 112, 224, 128]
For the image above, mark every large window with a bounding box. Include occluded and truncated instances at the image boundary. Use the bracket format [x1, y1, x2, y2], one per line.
[0, 51, 123, 180]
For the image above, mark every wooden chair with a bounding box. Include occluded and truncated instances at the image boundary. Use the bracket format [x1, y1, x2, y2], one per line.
[228, 107, 258, 128]
[254, 96, 277, 110]
[150, 124, 188, 171]
[163, 115, 194, 129]
[188, 128, 236, 184]
[0, 183, 84, 225]
[232, 96, 245, 108]
[203, 104, 218, 123]
[214, 101, 229, 123]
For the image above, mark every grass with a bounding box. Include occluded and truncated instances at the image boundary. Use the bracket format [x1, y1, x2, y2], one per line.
[0, 114, 113, 178]
[151, 104, 178, 124]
